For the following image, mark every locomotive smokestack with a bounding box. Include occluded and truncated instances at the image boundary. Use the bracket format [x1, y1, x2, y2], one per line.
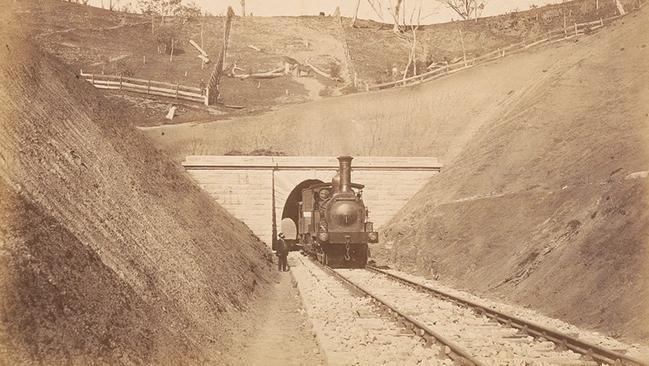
[338, 156, 353, 193]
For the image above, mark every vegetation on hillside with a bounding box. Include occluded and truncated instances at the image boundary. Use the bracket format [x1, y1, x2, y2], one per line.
[7, 0, 640, 119]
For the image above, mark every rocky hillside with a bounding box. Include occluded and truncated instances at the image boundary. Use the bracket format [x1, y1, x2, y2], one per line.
[0, 21, 274, 366]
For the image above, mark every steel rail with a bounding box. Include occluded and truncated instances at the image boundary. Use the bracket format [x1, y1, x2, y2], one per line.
[367, 265, 647, 366]
[305, 258, 485, 366]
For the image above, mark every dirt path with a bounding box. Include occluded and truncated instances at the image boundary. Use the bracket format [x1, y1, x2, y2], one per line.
[239, 269, 326, 366]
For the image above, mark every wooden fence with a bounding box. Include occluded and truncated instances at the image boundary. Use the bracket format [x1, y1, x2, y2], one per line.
[80, 71, 208, 105]
[367, 11, 633, 91]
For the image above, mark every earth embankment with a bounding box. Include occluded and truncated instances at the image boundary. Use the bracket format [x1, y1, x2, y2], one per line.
[144, 38, 569, 162]
[377, 9, 649, 343]
[0, 27, 274, 365]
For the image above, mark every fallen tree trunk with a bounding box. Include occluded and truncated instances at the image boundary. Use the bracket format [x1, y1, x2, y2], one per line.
[235, 72, 284, 79]
[231, 65, 284, 79]
[305, 61, 341, 81]
[231, 71, 284, 79]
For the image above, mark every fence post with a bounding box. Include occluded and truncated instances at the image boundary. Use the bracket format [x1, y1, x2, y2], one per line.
[205, 88, 210, 106]
[600, 18, 603, 27]
[147, 80, 151, 95]
[91, 73, 94, 85]
[175, 83, 179, 99]
[120, 75, 123, 90]
[574, 23, 578, 36]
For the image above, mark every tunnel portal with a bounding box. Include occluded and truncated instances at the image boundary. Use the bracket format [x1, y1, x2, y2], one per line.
[182, 156, 441, 246]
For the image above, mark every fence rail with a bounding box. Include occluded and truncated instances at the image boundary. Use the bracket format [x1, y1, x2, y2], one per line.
[80, 71, 208, 105]
[367, 7, 637, 91]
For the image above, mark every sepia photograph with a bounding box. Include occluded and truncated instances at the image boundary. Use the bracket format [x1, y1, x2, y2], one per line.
[0, 0, 648, 364]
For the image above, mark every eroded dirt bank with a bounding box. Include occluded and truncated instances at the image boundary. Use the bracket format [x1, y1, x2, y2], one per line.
[377, 10, 649, 344]
[0, 26, 275, 365]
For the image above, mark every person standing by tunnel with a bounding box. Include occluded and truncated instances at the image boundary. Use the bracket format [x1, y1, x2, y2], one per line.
[277, 233, 289, 272]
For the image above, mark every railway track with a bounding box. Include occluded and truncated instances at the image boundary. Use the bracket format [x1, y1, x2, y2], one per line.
[309, 258, 646, 366]
[292, 255, 456, 365]
[363, 266, 647, 366]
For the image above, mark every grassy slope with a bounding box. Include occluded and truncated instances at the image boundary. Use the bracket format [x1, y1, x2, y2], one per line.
[144, 32, 589, 162]
[377, 9, 649, 343]
[10, 0, 639, 121]
[346, 0, 640, 83]
[11, 0, 344, 113]
[0, 20, 274, 366]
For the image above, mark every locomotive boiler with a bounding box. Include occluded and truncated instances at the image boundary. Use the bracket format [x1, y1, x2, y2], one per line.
[298, 156, 378, 268]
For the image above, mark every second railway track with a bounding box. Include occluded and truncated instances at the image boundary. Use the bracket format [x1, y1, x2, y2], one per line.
[311, 258, 646, 366]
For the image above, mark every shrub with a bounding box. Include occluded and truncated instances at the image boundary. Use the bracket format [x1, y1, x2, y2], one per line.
[319, 86, 333, 97]
[329, 62, 341, 80]
[155, 25, 180, 55]
[114, 60, 135, 77]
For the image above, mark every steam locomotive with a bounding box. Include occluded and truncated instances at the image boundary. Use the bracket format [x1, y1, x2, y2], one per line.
[298, 156, 378, 268]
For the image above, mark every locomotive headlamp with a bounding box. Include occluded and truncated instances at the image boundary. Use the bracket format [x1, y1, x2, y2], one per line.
[368, 232, 379, 243]
[318, 232, 329, 242]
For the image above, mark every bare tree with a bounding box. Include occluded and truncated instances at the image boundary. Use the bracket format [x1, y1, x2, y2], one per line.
[437, 0, 486, 20]
[138, 0, 182, 18]
[402, 0, 422, 79]
[384, 0, 424, 79]
[351, 0, 361, 27]
[388, 0, 404, 33]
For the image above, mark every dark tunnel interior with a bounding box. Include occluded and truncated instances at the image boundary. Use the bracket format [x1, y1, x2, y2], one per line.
[280, 179, 324, 239]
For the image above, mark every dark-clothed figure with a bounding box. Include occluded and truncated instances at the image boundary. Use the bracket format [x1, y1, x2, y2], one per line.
[277, 233, 289, 272]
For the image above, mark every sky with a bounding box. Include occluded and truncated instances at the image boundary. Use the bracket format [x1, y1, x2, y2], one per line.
[92, 0, 563, 24]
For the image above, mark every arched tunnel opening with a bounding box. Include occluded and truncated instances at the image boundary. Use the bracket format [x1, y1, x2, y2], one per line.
[280, 179, 324, 246]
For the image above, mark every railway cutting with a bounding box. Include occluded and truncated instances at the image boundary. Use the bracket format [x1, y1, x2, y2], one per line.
[2, 0, 648, 365]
